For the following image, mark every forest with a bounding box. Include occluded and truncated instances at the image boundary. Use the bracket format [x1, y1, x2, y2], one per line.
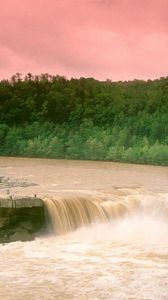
[0, 73, 168, 165]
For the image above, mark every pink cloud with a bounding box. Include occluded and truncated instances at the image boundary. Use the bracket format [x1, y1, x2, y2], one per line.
[0, 0, 168, 80]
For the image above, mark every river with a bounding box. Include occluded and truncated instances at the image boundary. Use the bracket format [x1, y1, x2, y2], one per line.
[0, 157, 168, 300]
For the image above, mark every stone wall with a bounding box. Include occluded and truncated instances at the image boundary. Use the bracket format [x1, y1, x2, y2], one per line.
[0, 197, 47, 243]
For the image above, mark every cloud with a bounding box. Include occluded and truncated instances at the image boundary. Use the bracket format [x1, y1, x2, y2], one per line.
[0, 0, 168, 80]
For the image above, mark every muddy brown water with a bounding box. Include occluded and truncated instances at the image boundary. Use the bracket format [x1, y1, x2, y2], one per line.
[0, 157, 168, 300]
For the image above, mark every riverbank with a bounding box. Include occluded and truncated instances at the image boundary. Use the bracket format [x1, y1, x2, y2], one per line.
[0, 120, 168, 166]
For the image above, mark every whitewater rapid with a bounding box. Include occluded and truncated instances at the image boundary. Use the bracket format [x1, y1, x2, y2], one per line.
[0, 158, 168, 300]
[0, 191, 168, 300]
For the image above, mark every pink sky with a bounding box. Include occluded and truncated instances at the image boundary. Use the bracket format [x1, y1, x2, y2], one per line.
[0, 0, 168, 81]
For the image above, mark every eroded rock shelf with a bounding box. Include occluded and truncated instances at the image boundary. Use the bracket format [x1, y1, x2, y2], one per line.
[0, 196, 47, 243]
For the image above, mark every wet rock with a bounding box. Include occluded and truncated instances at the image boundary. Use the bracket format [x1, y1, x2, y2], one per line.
[0, 197, 44, 208]
[0, 217, 11, 229]
[18, 220, 35, 231]
[0, 176, 38, 190]
[10, 229, 34, 242]
[0, 196, 47, 243]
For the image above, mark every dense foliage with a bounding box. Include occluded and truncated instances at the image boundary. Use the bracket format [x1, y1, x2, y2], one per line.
[0, 73, 168, 165]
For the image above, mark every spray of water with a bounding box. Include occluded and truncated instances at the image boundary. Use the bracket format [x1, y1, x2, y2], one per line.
[43, 191, 168, 240]
[1, 190, 168, 300]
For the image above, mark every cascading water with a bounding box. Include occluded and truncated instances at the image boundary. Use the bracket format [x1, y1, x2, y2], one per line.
[1, 189, 168, 300]
[43, 195, 140, 235]
[43, 191, 168, 236]
[0, 158, 168, 300]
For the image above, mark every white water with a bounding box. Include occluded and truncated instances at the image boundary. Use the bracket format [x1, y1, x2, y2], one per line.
[0, 158, 168, 299]
[0, 192, 168, 300]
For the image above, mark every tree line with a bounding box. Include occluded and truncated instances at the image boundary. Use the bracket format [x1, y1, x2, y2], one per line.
[0, 73, 168, 165]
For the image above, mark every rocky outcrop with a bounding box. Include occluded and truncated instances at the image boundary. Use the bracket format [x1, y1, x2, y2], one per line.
[0, 197, 47, 243]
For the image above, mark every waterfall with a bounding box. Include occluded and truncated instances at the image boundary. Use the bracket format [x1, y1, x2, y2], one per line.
[43, 194, 141, 235]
